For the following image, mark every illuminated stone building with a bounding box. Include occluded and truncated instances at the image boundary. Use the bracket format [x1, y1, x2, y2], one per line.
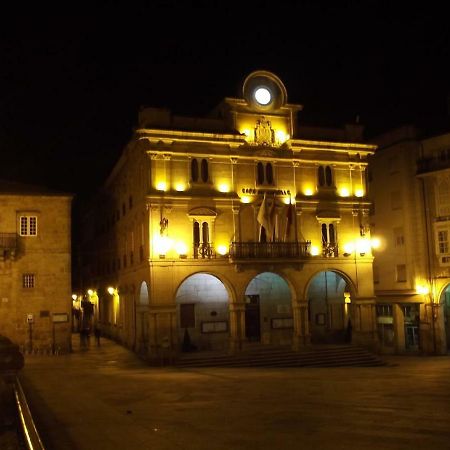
[0, 181, 72, 353]
[80, 71, 378, 360]
[369, 126, 450, 354]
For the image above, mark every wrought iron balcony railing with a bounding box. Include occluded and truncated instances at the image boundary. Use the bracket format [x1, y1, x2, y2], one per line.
[229, 241, 311, 259]
[0, 233, 17, 258]
[322, 243, 339, 257]
[193, 243, 215, 259]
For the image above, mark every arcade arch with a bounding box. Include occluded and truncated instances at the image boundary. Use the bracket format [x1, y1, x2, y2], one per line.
[244, 272, 293, 345]
[306, 270, 352, 344]
[439, 284, 450, 350]
[136, 281, 150, 354]
[175, 273, 230, 352]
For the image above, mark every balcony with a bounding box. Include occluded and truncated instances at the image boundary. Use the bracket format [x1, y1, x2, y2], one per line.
[230, 241, 311, 259]
[0, 233, 17, 259]
[193, 243, 215, 259]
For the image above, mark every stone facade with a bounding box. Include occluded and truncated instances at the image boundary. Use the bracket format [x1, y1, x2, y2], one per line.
[80, 71, 378, 361]
[0, 181, 72, 353]
[369, 126, 450, 354]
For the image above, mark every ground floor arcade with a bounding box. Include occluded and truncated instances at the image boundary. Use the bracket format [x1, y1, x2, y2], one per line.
[81, 259, 384, 361]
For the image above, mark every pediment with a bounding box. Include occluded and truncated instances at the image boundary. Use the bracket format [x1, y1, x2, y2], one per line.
[188, 207, 217, 217]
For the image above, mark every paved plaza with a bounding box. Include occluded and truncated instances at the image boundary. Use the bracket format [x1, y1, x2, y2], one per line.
[19, 336, 450, 450]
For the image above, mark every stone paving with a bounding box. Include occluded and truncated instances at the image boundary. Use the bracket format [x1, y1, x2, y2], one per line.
[19, 336, 450, 450]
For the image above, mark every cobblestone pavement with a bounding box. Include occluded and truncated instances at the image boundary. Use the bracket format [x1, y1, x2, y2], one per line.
[19, 336, 450, 450]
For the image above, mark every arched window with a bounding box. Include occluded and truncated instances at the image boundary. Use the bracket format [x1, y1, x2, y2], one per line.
[266, 163, 273, 185]
[257, 162, 274, 185]
[257, 162, 264, 185]
[193, 222, 200, 246]
[201, 159, 209, 182]
[202, 222, 209, 244]
[321, 223, 328, 244]
[318, 166, 325, 187]
[325, 166, 333, 186]
[191, 159, 199, 182]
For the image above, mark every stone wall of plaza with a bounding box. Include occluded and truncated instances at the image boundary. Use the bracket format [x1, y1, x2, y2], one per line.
[370, 126, 450, 355]
[80, 71, 380, 360]
[0, 187, 72, 353]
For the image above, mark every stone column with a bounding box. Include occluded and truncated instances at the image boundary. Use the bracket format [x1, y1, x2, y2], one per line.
[229, 302, 246, 354]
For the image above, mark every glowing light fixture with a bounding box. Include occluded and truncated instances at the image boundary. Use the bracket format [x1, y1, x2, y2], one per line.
[339, 187, 350, 197]
[310, 245, 320, 256]
[156, 181, 167, 191]
[240, 196, 251, 204]
[217, 244, 228, 256]
[304, 188, 314, 196]
[416, 285, 429, 295]
[343, 242, 355, 256]
[87, 289, 94, 296]
[275, 130, 287, 144]
[371, 237, 381, 249]
[254, 87, 271, 105]
[175, 241, 188, 257]
[175, 183, 186, 192]
[218, 183, 230, 193]
[107, 287, 115, 295]
[155, 235, 172, 257]
[71, 294, 77, 301]
[355, 188, 364, 197]
[356, 238, 371, 256]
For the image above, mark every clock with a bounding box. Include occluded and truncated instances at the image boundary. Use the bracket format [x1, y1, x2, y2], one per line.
[254, 87, 272, 105]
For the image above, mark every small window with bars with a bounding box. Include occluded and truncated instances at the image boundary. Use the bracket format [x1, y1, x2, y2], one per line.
[23, 273, 35, 288]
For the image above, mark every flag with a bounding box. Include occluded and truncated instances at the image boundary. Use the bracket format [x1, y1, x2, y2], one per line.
[257, 193, 270, 242]
[268, 195, 277, 242]
[283, 198, 294, 242]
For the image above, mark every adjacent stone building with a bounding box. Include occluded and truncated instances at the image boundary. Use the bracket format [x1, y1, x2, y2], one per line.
[369, 126, 450, 354]
[79, 70, 378, 361]
[0, 181, 73, 353]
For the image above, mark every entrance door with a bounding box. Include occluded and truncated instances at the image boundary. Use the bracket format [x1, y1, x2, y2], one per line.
[245, 295, 260, 341]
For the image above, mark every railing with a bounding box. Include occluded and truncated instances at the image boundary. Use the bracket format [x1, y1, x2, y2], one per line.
[322, 243, 339, 257]
[193, 243, 215, 259]
[0, 233, 17, 250]
[417, 155, 450, 174]
[230, 241, 311, 259]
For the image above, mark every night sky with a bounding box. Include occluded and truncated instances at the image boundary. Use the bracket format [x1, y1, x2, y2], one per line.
[1, 3, 449, 199]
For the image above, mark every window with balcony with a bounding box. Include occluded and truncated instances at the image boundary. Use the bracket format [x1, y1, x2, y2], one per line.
[321, 222, 338, 257]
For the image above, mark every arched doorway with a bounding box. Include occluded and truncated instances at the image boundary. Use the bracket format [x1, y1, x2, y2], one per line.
[175, 273, 230, 352]
[136, 281, 149, 354]
[307, 271, 351, 344]
[244, 272, 292, 345]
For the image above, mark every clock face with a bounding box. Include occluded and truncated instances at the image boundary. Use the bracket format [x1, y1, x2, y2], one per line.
[254, 87, 271, 105]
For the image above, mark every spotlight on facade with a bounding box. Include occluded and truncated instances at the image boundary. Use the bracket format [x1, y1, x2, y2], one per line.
[416, 285, 429, 296]
[355, 188, 364, 197]
[175, 242, 188, 258]
[343, 242, 355, 257]
[310, 246, 320, 256]
[217, 245, 228, 256]
[371, 237, 381, 250]
[339, 187, 350, 197]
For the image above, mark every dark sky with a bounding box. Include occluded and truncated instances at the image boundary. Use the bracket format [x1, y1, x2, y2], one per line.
[1, 2, 449, 198]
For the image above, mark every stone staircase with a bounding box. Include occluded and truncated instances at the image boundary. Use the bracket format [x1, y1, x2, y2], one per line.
[175, 344, 386, 369]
